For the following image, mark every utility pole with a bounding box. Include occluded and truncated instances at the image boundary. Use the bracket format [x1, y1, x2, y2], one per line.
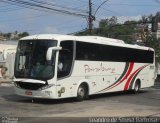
[88, 0, 108, 35]
[88, 0, 93, 34]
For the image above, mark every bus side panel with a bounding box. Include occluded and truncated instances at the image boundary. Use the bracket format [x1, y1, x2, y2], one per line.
[71, 61, 127, 95]
[56, 61, 155, 99]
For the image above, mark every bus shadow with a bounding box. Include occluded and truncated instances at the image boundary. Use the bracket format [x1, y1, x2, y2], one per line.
[2, 90, 149, 105]
[2, 94, 76, 104]
[89, 90, 148, 100]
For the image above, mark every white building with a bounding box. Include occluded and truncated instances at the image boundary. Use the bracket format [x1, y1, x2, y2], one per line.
[0, 41, 17, 78]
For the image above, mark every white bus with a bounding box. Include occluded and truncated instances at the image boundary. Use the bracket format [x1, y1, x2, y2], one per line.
[13, 34, 156, 101]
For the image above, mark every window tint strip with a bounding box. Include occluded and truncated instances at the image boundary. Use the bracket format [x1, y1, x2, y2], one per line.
[76, 42, 154, 63]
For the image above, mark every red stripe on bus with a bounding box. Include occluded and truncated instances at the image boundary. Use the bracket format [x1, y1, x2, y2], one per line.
[124, 65, 148, 91]
[98, 62, 134, 93]
[96, 62, 129, 93]
[106, 62, 134, 91]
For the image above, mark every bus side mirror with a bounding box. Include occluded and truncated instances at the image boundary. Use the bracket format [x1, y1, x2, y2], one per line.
[46, 47, 62, 61]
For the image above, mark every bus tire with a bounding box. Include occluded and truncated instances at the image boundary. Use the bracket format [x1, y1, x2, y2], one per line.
[133, 80, 140, 94]
[76, 84, 88, 101]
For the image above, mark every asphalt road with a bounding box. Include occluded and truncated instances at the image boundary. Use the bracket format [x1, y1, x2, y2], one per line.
[0, 83, 160, 123]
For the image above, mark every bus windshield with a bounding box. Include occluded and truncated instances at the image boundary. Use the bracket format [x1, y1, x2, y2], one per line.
[14, 40, 57, 80]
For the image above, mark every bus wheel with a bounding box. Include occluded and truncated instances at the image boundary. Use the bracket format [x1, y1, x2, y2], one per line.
[77, 84, 87, 101]
[133, 80, 140, 94]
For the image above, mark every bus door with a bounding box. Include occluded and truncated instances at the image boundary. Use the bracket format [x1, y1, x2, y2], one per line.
[57, 41, 74, 98]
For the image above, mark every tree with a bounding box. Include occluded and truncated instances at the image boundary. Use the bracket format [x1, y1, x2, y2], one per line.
[109, 16, 118, 25]
[145, 36, 160, 63]
[3, 33, 11, 39]
[99, 16, 118, 28]
[18, 32, 29, 38]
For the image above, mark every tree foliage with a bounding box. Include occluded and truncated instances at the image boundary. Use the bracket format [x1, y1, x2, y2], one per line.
[145, 36, 160, 63]
[18, 32, 29, 38]
[76, 17, 138, 43]
[0, 31, 29, 40]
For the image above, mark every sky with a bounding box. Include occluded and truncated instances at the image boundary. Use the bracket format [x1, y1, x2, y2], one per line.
[0, 0, 160, 35]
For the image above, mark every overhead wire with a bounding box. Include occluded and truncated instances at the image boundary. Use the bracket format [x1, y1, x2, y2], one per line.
[0, 0, 89, 34]
[109, 3, 159, 7]
[0, 0, 88, 34]
[0, 0, 88, 18]
[29, 0, 87, 13]
[0, 0, 57, 14]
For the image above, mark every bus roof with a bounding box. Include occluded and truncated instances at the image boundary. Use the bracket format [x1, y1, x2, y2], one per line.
[20, 34, 154, 51]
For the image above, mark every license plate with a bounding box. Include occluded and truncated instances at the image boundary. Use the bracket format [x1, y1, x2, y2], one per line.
[25, 90, 32, 96]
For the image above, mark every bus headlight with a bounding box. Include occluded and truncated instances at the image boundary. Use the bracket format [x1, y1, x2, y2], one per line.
[38, 84, 54, 90]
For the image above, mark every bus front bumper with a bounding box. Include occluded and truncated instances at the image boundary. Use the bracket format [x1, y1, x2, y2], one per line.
[14, 86, 58, 99]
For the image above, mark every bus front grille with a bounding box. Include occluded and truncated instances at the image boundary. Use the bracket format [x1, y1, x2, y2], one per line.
[15, 82, 45, 90]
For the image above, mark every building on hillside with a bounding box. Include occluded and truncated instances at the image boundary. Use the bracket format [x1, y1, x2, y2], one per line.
[134, 24, 149, 43]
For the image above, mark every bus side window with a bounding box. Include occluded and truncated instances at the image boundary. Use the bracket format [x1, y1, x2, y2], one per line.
[58, 41, 74, 78]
